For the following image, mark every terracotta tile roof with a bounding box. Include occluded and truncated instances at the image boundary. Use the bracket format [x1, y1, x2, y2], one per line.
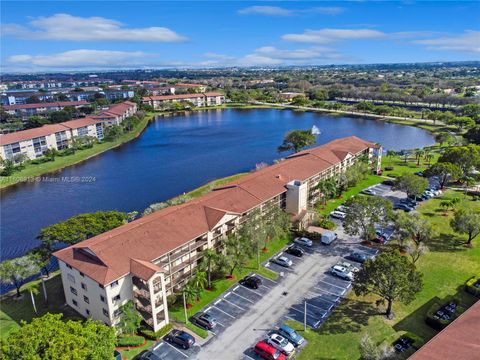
[0, 124, 68, 145]
[3, 101, 89, 110]
[61, 117, 100, 129]
[143, 92, 224, 102]
[203, 92, 225, 97]
[130, 258, 164, 281]
[54, 136, 376, 285]
[175, 83, 204, 88]
[409, 300, 480, 360]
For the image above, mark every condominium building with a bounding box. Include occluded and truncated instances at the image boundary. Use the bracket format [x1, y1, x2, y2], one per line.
[0, 101, 137, 161]
[54, 136, 382, 332]
[142, 92, 225, 110]
[2, 101, 89, 117]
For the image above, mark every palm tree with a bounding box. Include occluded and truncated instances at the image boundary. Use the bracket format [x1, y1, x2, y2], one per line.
[414, 149, 424, 166]
[440, 200, 452, 215]
[183, 283, 197, 306]
[423, 150, 433, 165]
[386, 150, 396, 166]
[460, 176, 476, 195]
[202, 250, 218, 290]
[317, 178, 337, 205]
[192, 269, 208, 296]
[24, 282, 40, 315]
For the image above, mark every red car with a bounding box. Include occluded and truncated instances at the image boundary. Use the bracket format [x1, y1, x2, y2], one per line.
[254, 341, 286, 360]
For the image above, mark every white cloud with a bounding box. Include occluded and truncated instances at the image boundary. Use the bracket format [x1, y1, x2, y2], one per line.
[1, 13, 187, 42]
[238, 6, 344, 16]
[7, 49, 155, 69]
[282, 29, 386, 44]
[413, 31, 480, 54]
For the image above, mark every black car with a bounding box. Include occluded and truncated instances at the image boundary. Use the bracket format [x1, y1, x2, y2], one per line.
[191, 312, 217, 330]
[400, 198, 417, 207]
[137, 350, 162, 360]
[165, 330, 195, 349]
[382, 179, 395, 186]
[285, 245, 304, 257]
[348, 252, 373, 264]
[239, 275, 262, 289]
[394, 203, 413, 212]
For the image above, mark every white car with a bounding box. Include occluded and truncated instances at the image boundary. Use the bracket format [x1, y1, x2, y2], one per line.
[267, 333, 295, 355]
[336, 261, 360, 273]
[362, 188, 376, 195]
[331, 265, 354, 281]
[336, 205, 349, 213]
[330, 210, 346, 219]
[294, 237, 313, 247]
[272, 256, 293, 267]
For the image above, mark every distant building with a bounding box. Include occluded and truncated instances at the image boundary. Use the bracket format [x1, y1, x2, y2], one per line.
[279, 92, 305, 101]
[0, 101, 137, 161]
[53, 136, 382, 332]
[2, 101, 90, 117]
[142, 92, 225, 109]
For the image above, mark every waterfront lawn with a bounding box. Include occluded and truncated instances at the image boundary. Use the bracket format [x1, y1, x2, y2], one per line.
[317, 175, 384, 216]
[184, 172, 249, 199]
[382, 152, 440, 178]
[168, 235, 290, 324]
[0, 113, 154, 189]
[288, 190, 480, 360]
[0, 272, 79, 337]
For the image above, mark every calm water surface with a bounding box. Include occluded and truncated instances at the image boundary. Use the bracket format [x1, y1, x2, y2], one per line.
[0, 109, 435, 260]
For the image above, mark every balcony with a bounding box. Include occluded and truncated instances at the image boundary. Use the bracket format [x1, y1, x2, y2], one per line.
[132, 277, 149, 292]
[134, 288, 151, 300]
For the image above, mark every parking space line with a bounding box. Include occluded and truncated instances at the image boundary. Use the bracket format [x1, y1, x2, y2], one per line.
[253, 273, 278, 284]
[238, 284, 263, 296]
[260, 284, 272, 290]
[318, 279, 349, 290]
[212, 305, 236, 319]
[215, 321, 225, 327]
[223, 297, 246, 311]
[312, 286, 345, 298]
[231, 290, 254, 304]
[284, 315, 298, 322]
[290, 306, 322, 320]
[153, 342, 163, 351]
[306, 300, 333, 312]
[162, 341, 189, 358]
[244, 354, 256, 360]
[233, 286, 240, 291]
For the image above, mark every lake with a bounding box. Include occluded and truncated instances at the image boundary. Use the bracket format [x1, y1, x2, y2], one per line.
[0, 108, 435, 260]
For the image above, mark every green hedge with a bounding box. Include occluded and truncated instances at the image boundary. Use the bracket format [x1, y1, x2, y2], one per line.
[465, 274, 480, 297]
[139, 323, 173, 340]
[117, 335, 145, 347]
[317, 219, 336, 230]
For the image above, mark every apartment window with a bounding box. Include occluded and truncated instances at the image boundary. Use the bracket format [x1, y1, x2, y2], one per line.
[86, 309, 90, 316]
[113, 309, 122, 318]
[103, 309, 109, 317]
[111, 280, 119, 289]
[79, 271, 84, 277]
[81, 282, 87, 291]
[72, 299, 78, 307]
[112, 294, 120, 302]
[67, 274, 75, 283]
[66, 264, 73, 270]
[100, 295, 106, 303]
[70, 286, 77, 296]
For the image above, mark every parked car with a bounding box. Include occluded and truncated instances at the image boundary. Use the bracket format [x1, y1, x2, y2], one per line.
[254, 341, 286, 360]
[294, 237, 313, 247]
[400, 198, 417, 208]
[239, 275, 262, 289]
[321, 230, 337, 245]
[408, 195, 424, 202]
[191, 312, 217, 330]
[267, 333, 295, 356]
[330, 210, 346, 219]
[347, 252, 373, 264]
[336, 260, 359, 273]
[271, 256, 293, 267]
[330, 265, 354, 281]
[137, 351, 162, 360]
[382, 179, 395, 186]
[336, 205, 349, 213]
[373, 234, 387, 244]
[361, 188, 376, 195]
[286, 245, 304, 257]
[165, 330, 195, 349]
[394, 203, 413, 212]
[414, 171, 425, 177]
[276, 324, 305, 347]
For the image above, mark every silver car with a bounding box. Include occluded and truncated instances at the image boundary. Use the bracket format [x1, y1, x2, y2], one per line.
[294, 237, 313, 247]
[272, 256, 293, 267]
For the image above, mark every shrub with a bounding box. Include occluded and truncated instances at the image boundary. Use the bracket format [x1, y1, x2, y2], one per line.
[425, 297, 466, 330]
[30, 157, 50, 165]
[385, 166, 394, 171]
[318, 218, 336, 230]
[139, 324, 173, 340]
[166, 294, 178, 307]
[465, 274, 480, 297]
[116, 335, 145, 347]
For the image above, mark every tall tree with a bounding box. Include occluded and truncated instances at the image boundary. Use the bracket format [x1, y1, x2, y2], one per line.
[464, 125, 480, 145]
[343, 196, 393, 242]
[317, 178, 337, 205]
[264, 205, 290, 250]
[394, 173, 429, 198]
[425, 162, 462, 189]
[278, 129, 316, 153]
[0, 254, 41, 298]
[201, 250, 218, 290]
[224, 235, 250, 277]
[238, 209, 266, 269]
[450, 207, 480, 245]
[117, 301, 142, 335]
[438, 144, 480, 175]
[394, 212, 433, 249]
[353, 251, 423, 319]
[1, 313, 116, 359]
[23, 282, 40, 315]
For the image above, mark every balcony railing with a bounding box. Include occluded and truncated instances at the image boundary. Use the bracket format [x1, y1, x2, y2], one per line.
[134, 288, 150, 300]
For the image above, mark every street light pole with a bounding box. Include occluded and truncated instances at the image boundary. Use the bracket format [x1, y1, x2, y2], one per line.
[183, 291, 188, 324]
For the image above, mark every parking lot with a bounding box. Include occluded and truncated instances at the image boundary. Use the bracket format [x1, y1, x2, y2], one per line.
[148, 335, 201, 360]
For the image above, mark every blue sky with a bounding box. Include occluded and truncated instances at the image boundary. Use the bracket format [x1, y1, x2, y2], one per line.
[1, 1, 479, 72]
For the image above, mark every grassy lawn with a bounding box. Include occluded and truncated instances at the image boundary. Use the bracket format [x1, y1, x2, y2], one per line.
[120, 340, 155, 360]
[0, 112, 156, 189]
[317, 175, 384, 216]
[0, 272, 81, 337]
[183, 172, 249, 199]
[381, 152, 441, 178]
[289, 190, 480, 360]
[168, 235, 290, 323]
